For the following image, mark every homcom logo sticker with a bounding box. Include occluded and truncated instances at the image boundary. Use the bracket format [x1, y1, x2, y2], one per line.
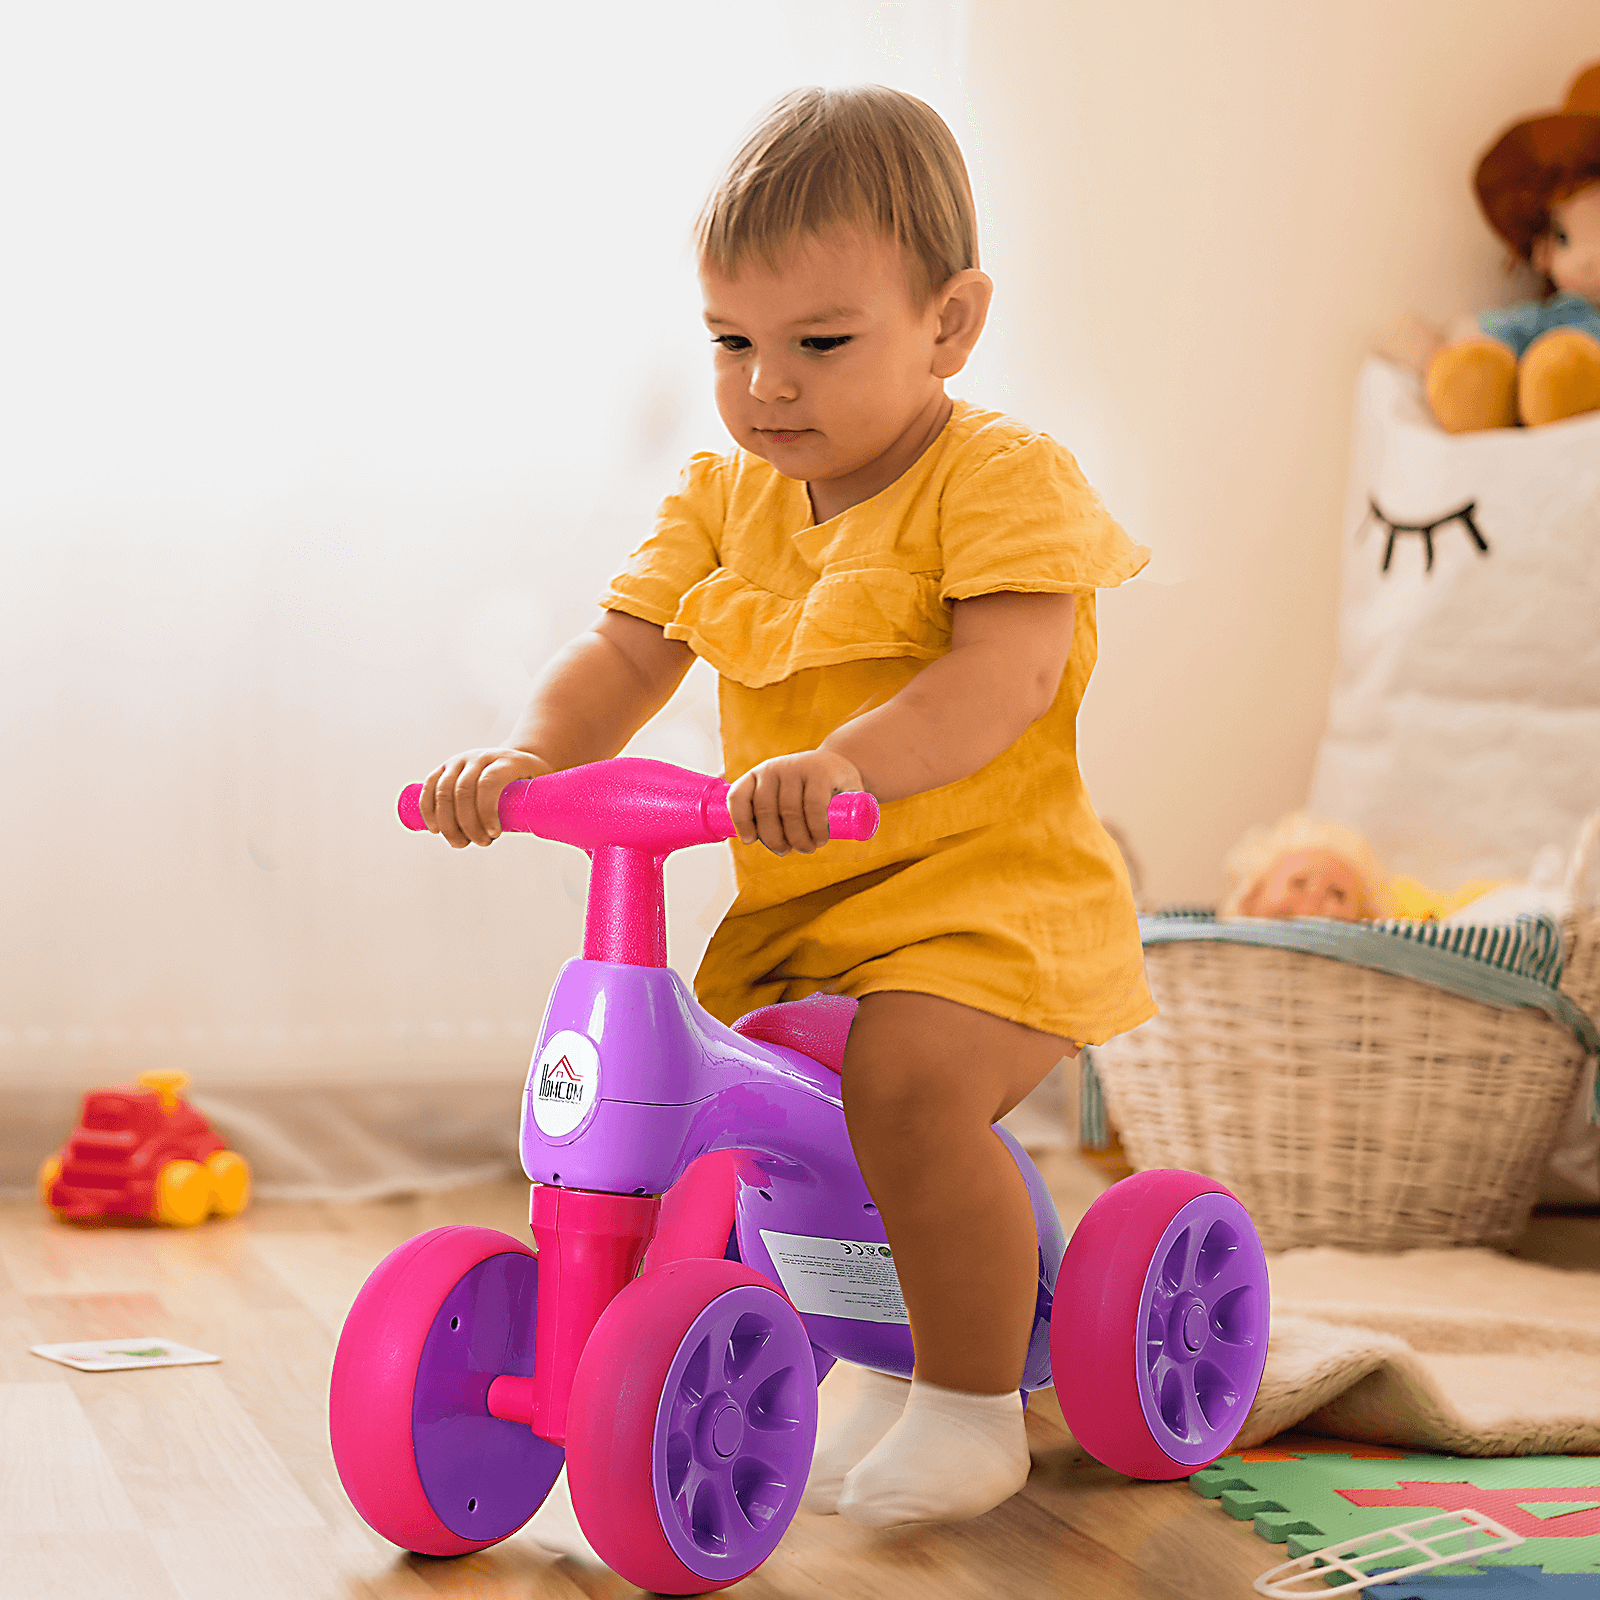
[530, 1029, 600, 1138]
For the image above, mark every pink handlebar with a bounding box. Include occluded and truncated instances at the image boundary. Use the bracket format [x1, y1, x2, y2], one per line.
[397, 757, 879, 853]
[399, 758, 877, 967]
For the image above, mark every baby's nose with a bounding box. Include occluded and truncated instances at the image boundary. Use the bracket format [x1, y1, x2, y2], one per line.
[749, 360, 796, 402]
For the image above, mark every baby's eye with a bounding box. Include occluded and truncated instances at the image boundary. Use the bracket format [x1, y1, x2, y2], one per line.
[800, 336, 852, 354]
[1552, 224, 1571, 249]
[1327, 885, 1346, 902]
[712, 335, 752, 353]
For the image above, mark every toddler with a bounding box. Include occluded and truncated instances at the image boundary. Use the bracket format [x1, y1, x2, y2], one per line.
[422, 85, 1154, 1528]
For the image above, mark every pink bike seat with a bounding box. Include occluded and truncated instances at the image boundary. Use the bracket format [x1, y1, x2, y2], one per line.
[731, 993, 858, 1076]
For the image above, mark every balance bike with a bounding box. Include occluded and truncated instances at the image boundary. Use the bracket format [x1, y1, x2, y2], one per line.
[329, 757, 1270, 1593]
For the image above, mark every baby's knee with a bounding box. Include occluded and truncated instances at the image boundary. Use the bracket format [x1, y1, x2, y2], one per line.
[841, 1053, 990, 1161]
[844, 1070, 937, 1140]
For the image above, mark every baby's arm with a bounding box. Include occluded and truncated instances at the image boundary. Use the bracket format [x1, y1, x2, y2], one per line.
[729, 591, 1075, 854]
[423, 611, 693, 847]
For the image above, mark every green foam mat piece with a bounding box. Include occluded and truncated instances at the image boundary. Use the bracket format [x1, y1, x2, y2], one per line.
[1190, 1436, 1600, 1578]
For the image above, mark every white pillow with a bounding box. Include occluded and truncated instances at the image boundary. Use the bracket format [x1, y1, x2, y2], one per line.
[1309, 359, 1600, 887]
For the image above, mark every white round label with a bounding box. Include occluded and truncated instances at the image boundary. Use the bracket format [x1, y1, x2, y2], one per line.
[530, 1029, 601, 1139]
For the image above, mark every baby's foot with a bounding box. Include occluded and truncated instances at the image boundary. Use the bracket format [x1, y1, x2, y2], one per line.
[835, 1379, 1029, 1528]
[800, 1366, 912, 1514]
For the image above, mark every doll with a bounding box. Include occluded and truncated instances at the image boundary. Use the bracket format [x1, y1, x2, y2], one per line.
[1221, 813, 1513, 922]
[1388, 62, 1600, 434]
[1222, 813, 1392, 921]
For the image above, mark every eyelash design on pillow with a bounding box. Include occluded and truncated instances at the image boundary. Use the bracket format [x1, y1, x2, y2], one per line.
[1360, 497, 1490, 574]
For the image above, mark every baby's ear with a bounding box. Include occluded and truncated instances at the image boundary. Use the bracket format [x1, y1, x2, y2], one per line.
[930, 269, 993, 378]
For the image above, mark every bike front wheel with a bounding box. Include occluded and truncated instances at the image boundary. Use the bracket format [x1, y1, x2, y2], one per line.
[329, 1224, 564, 1555]
[566, 1257, 817, 1594]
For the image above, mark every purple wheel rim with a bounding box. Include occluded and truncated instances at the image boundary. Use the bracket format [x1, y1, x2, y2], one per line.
[413, 1251, 565, 1541]
[1132, 1191, 1269, 1467]
[651, 1283, 817, 1578]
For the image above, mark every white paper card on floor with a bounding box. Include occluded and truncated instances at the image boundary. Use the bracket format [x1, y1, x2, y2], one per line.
[1309, 358, 1600, 888]
[31, 1338, 221, 1372]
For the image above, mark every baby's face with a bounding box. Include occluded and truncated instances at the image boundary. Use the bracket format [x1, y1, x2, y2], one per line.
[699, 228, 951, 486]
[1239, 849, 1373, 922]
[1536, 183, 1600, 303]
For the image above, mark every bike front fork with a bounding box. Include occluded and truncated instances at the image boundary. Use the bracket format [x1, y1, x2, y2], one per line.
[486, 1184, 660, 1447]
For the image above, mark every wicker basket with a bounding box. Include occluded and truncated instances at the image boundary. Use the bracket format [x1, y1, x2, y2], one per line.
[1561, 810, 1600, 1026]
[1090, 812, 1600, 1253]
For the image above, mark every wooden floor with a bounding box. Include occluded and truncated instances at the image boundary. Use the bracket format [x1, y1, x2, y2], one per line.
[5, 1159, 1587, 1600]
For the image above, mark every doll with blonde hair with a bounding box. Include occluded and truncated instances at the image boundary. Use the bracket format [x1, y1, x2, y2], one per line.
[1222, 813, 1516, 923]
[1222, 813, 1392, 921]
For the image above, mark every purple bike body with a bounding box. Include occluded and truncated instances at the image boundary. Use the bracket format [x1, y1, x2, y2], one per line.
[523, 956, 1062, 1389]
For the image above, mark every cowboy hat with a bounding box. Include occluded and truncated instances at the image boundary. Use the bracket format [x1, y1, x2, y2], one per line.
[1475, 62, 1600, 259]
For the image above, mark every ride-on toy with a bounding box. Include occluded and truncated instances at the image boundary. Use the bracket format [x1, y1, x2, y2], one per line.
[329, 758, 1270, 1593]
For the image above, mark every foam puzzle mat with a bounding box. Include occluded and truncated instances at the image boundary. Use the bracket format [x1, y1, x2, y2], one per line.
[1190, 1435, 1600, 1595]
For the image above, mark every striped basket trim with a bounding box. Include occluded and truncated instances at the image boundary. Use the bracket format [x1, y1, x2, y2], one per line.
[1078, 1051, 1109, 1149]
[1147, 910, 1563, 987]
[1369, 912, 1564, 987]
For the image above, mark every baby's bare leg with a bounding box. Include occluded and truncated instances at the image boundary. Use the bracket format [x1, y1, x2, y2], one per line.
[824, 991, 1071, 1526]
[842, 990, 1068, 1392]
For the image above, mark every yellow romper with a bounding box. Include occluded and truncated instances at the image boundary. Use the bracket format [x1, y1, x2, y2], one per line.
[603, 400, 1157, 1046]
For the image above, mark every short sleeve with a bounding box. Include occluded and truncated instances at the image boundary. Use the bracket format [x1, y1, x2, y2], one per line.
[601, 452, 726, 626]
[938, 435, 1150, 602]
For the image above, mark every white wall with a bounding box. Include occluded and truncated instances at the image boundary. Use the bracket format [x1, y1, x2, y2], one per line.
[0, 2, 968, 1090]
[10, 2, 1597, 1091]
[962, 1, 1597, 903]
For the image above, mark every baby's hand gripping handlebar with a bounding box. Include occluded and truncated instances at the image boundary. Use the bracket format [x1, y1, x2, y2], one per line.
[397, 756, 879, 854]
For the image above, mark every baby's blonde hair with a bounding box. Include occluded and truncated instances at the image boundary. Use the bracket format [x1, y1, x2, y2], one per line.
[697, 86, 978, 305]
[1220, 812, 1394, 919]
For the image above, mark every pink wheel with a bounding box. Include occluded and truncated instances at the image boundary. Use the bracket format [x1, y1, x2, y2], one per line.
[330, 1225, 564, 1555]
[1052, 1169, 1269, 1480]
[566, 1258, 817, 1594]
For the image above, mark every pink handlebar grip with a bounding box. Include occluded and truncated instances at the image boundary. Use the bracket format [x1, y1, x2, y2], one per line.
[699, 786, 879, 841]
[824, 790, 879, 840]
[397, 781, 542, 834]
[398, 786, 426, 830]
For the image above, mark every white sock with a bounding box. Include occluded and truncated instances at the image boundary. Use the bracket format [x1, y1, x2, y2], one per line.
[801, 1366, 912, 1515]
[835, 1379, 1030, 1528]
[526, 1466, 606, 1566]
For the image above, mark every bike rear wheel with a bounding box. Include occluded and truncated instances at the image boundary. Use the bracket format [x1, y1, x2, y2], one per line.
[1052, 1169, 1269, 1479]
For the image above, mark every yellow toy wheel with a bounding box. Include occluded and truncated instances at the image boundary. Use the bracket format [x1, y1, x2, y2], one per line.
[205, 1150, 251, 1218]
[154, 1159, 210, 1227]
[38, 1151, 63, 1211]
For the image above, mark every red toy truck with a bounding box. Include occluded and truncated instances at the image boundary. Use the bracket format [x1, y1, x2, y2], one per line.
[40, 1070, 251, 1226]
